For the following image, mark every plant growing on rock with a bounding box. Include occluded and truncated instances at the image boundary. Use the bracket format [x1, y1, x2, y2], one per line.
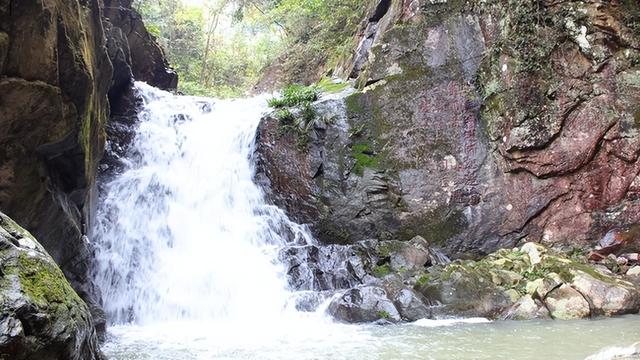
[268, 84, 319, 108]
[268, 84, 320, 150]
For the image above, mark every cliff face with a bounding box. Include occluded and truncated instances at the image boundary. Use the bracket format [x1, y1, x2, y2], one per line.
[0, 0, 176, 348]
[256, 0, 640, 257]
[0, 0, 114, 311]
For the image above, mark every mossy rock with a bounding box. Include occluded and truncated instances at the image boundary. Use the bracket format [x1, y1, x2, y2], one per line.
[0, 212, 100, 360]
[414, 242, 640, 319]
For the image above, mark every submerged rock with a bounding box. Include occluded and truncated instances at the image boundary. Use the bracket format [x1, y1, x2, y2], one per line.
[0, 212, 101, 360]
[585, 341, 640, 360]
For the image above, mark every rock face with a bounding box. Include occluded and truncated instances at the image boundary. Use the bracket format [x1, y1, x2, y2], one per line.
[102, 0, 177, 91]
[0, 212, 102, 360]
[0, 0, 175, 341]
[255, 0, 640, 258]
[0, 0, 113, 321]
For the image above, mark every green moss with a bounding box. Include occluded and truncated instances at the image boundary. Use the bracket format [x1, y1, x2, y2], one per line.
[377, 241, 402, 258]
[318, 221, 351, 244]
[373, 264, 392, 278]
[345, 93, 365, 114]
[351, 143, 381, 176]
[16, 252, 82, 307]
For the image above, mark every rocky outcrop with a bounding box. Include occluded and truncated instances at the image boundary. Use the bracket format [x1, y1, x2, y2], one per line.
[256, 0, 640, 258]
[0, 0, 114, 322]
[102, 0, 177, 91]
[315, 240, 640, 323]
[0, 0, 176, 343]
[0, 212, 102, 360]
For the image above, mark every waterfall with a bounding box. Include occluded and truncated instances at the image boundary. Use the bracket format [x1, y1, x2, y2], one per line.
[92, 83, 313, 325]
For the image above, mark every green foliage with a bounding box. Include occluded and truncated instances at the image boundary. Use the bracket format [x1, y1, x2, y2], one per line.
[132, 0, 283, 97]
[416, 274, 430, 287]
[267, 84, 319, 108]
[377, 310, 391, 319]
[268, 84, 320, 150]
[373, 264, 392, 278]
[267, 0, 375, 71]
[274, 108, 294, 123]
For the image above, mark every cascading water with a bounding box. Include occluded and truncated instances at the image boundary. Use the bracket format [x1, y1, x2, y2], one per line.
[92, 82, 313, 326]
[91, 83, 640, 360]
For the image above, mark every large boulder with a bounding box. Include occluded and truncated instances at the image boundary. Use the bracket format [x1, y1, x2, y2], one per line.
[0, 212, 101, 360]
[501, 294, 549, 320]
[278, 243, 378, 291]
[415, 261, 515, 318]
[571, 272, 640, 316]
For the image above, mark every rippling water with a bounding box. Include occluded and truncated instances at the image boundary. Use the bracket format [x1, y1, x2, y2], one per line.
[103, 315, 640, 360]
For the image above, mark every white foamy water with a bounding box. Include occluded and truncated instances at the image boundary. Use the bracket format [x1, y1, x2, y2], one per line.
[92, 83, 640, 360]
[92, 83, 312, 325]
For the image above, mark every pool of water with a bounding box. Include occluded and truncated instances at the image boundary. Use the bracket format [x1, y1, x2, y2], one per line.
[102, 315, 640, 360]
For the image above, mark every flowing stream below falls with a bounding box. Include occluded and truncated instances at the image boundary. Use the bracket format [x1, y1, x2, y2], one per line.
[92, 84, 640, 360]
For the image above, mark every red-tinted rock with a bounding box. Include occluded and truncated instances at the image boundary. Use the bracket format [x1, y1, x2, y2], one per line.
[255, 1, 640, 258]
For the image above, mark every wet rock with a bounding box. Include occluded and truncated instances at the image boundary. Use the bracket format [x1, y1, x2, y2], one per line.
[379, 236, 445, 272]
[0, 32, 7, 73]
[279, 243, 377, 291]
[544, 284, 591, 320]
[288, 291, 336, 312]
[103, 0, 178, 90]
[388, 287, 431, 321]
[327, 286, 401, 323]
[0, 212, 101, 360]
[0, 0, 177, 342]
[585, 341, 640, 360]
